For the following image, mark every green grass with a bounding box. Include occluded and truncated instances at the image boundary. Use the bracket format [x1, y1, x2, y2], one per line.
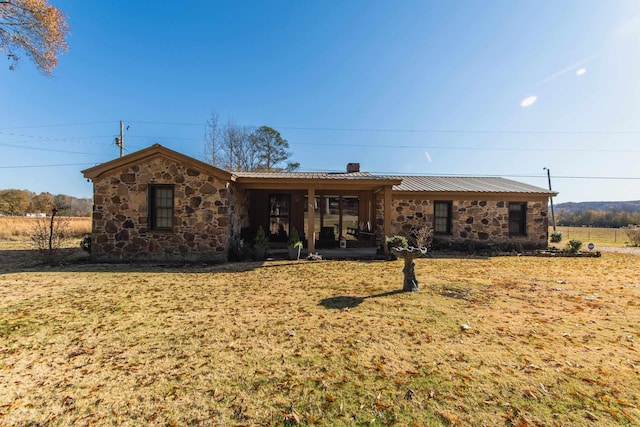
[550, 226, 631, 247]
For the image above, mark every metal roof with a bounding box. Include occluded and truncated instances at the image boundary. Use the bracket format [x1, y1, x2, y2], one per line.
[233, 171, 385, 180]
[388, 176, 554, 194]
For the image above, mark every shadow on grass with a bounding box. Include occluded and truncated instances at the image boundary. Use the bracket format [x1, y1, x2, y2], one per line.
[319, 289, 406, 310]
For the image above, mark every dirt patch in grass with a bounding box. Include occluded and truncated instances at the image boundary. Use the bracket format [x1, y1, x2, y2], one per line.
[1, 245, 639, 426]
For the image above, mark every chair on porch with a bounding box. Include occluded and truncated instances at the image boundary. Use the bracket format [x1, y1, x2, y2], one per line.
[317, 226, 338, 249]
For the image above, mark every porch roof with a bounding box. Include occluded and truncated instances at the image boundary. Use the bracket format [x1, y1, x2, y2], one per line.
[233, 170, 402, 190]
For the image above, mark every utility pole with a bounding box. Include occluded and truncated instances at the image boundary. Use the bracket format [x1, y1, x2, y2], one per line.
[544, 167, 556, 231]
[115, 120, 124, 157]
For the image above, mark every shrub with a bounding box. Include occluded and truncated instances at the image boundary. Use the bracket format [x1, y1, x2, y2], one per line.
[550, 231, 563, 243]
[31, 209, 71, 264]
[254, 226, 268, 247]
[621, 224, 640, 247]
[564, 239, 583, 254]
[385, 235, 408, 249]
[80, 235, 91, 253]
[411, 226, 433, 249]
[288, 227, 301, 246]
[228, 233, 251, 262]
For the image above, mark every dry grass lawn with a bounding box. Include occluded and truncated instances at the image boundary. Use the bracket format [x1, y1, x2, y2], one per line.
[0, 217, 91, 241]
[0, 244, 639, 426]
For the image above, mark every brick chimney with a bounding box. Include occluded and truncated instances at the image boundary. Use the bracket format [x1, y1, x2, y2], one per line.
[346, 163, 360, 173]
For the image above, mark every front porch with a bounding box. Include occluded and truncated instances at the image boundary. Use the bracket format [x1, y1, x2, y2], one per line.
[232, 169, 402, 255]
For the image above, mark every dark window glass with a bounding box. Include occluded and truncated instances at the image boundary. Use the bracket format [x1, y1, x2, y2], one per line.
[269, 194, 291, 241]
[149, 185, 174, 230]
[434, 201, 452, 235]
[508, 202, 527, 236]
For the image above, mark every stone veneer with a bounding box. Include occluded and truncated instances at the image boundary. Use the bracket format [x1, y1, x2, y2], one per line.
[379, 197, 548, 248]
[90, 156, 232, 262]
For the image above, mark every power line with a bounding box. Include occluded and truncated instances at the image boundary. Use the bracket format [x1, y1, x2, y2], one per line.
[128, 120, 640, 135]
[368, 171, 640, 180]
[289, 141, 640, 153]
[0, 163, 95, 169]
[0, 121, 116, 130]
[1, 135, 636, 154]
[9, 118, 640, 136]
[0, 160, 637, 181]
[0, 143, 96, 156]
[0, 131, 114, 144]
[276, 126, 640, 135]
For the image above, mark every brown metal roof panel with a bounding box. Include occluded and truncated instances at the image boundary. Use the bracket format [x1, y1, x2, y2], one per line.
[390, 176, 553, 194]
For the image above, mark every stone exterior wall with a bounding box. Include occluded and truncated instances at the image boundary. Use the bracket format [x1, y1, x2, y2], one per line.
[90, 156, 232, 262]
[228, 186, 250, 240]
[380, 196, 549, 249]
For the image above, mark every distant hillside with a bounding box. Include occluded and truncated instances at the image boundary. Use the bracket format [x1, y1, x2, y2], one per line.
[554, 200, 640, 227]
[555, 201, 640, 214]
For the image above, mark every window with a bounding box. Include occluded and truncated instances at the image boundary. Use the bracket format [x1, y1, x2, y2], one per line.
[434, 201, 452, 235]
[509, 202, 527, 236]
[149, 185, 174, 230]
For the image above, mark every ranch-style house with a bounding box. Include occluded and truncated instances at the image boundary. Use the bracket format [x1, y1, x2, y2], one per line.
[81, 144, 556, 262]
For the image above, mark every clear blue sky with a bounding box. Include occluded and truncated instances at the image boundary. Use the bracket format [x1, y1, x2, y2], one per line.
[1, 0, 639, 203]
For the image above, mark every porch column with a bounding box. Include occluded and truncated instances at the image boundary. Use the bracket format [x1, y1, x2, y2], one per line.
[307, 187, 316, 253]
[383, 185, 392, 254]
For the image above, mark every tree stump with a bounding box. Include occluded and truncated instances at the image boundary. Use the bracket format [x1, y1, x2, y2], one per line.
[391, 246, 428, 292]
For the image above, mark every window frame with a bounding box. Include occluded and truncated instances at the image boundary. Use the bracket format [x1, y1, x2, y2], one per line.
[149, 184, 174, 231]
[508, 201, 527, 237]
[433, 200, 453, 235]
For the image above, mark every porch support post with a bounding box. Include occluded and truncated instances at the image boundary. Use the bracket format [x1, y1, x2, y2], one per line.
[383, 185, 392, 254]
[307, 187, 316, 253]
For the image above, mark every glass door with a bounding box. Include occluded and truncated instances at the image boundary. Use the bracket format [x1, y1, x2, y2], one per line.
[269, 194, 290, 242]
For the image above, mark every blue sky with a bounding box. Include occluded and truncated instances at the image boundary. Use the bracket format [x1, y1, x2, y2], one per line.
[1, 0, 639, 203]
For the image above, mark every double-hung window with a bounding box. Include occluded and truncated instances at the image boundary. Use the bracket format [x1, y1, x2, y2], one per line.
[434, 201, 452, 235]
[508, 202, 527, 237]
[149, 185, 174, 230]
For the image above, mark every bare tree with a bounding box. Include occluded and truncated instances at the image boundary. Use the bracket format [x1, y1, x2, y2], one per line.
[203, 111, 223, 168]
[218, 119, 251, 171]
[31, 203, 70, 264]
[202, 114, 300, 172]
[0, 0, 69, 74]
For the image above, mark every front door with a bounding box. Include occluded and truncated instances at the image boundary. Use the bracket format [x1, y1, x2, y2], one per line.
[268, 194, 291, 242]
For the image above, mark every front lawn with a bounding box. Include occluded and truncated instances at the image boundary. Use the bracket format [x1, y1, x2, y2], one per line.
[1, 249, 639, 425]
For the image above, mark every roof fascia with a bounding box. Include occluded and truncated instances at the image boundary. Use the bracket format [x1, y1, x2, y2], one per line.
[391, 190, 556, 200]
[82, 144, 234, 182]
[235, 176, 402, 190]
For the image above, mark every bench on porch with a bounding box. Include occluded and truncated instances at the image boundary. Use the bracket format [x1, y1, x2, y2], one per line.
[346, 226, 375, 243]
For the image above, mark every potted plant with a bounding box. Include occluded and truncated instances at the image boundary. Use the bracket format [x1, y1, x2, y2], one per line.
[253, 226, 268, 261]
[287, 227, 303, 260]
[385, 235, 408, 260]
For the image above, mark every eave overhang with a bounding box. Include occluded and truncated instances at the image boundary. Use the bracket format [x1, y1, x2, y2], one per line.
[82, 144, 234, 182]
[234, 176, 402, 191]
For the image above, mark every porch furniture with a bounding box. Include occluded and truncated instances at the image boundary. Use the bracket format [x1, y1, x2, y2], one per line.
[317, 226, 337, 249]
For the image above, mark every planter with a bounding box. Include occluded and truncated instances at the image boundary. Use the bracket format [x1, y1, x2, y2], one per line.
[253, 245, 267, 261]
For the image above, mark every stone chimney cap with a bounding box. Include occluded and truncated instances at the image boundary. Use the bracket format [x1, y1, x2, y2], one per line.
[347, 163, 360, 173]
